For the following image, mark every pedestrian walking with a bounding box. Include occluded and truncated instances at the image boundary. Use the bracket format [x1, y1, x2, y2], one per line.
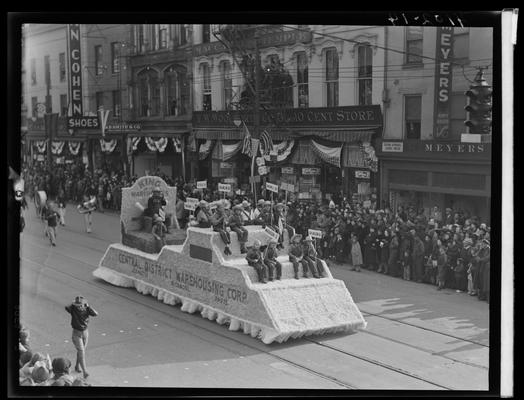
[65, 296, 98, 379]
[43, 201, 59, 246]
[57, 187, 67, 226]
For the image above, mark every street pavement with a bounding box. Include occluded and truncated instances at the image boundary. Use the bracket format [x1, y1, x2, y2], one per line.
[18, 201, 490, 390]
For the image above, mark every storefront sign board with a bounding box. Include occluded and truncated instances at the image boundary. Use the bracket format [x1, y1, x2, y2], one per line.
[382, 142, 404, 152]
[220, 162, 233, 169]
[302, 167, 321, 175]
[355, 170, 370, 179]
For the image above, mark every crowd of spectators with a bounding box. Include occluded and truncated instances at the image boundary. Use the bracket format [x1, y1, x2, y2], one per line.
[18, 325, 90, 386]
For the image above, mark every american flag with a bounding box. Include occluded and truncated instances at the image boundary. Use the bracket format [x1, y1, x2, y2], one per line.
[241, 122, 252, 157]
[259, 130, 274, 156]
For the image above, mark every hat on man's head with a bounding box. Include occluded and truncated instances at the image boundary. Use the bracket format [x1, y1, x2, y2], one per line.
[257, 199, 265, 206]
[199, 200, 208, 207]
[32, 363, 50, 383]
[52, 357, 71, 374]
[269, 239, 278, 245]
[291, 234, 302, 242]
[305, 236, 313, 242]
[463, 238, 473, 246]
[233, 204, 243, 212]
[242, 200, 250, 208]
[264, 200, 271, 206]
[275, 203, 284, 210]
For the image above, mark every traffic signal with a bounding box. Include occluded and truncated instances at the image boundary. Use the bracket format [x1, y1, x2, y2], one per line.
[464, 69, 492, 135]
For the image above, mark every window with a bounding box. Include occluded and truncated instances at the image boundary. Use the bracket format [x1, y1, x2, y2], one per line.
[136, 25, 146, 53]
[357, 45, 373, 105]
[112, 90, 121, 117]
[405, 95, 422, 139]
[95, 45, 104, 75]
[60, 94, 68, 116]
[44, 55, 51, 86]
[221, 61, 233, 110]
[202, 63, 212, 110]
[45, 95, 52, 113]
[179, 24, 187, 45]
[59, 53, 66, 82]
[453, 28, 469, 60]
[297, 52, 309, 108]
[137, 68, 160, 117]
[405, 26, 423, 64]
[325, 48, 338, 107]
[96, 92, 104, 111]
[159, 25, 168, 49]
[31, 97, 38, 118]
[450, 92, 466, 139]
[30, 58, 36, 85]
[202, 24, 211, 43]
[165, 66, 180, 116]
[111, 42, 120, 74]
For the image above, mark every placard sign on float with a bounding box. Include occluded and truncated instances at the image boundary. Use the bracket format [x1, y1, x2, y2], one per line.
[308, 229, 323, 239]
[218, 183, 231, 193]
[184, 197, 199, 211]
[264, 227, 280, 241]
[197, 180, 207, 189]
[280, 182, 295, 192]
[265, 182, 279, 193]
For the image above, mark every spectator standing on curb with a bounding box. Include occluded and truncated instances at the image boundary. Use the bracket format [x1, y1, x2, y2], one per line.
[65, 296, 98, 379]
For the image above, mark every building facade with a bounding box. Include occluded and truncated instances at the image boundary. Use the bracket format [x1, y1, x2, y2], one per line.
[377, 26, 493, 222]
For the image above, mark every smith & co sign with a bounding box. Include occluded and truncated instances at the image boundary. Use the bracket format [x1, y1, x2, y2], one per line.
[193, 105, 382, 128]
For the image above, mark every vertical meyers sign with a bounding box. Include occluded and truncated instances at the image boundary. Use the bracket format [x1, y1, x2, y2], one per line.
[68, 24, 83, 116]
[434, 27, 454, 139]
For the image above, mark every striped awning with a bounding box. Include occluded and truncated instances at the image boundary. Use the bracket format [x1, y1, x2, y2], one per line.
[222, 141, 243, 161]
[289, 140, 367, 168]
[311, 140, 342, 168]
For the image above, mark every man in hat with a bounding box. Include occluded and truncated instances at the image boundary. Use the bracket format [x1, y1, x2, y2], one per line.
[251, 199, 265, 223]
[289, 234, 306, 279]
[210, 201, 232, 255]
[302, 236, 324, 278]
[245, 239, 268, 283]
[196, 200, 211, 228]
[411, 228, 425, 283]
[43, 200, 59, 246]
[229, 204, 249, 254]
[145, 184, 169, 228]
[272, 202, 291, 250]
[240, 200, 254, 224]
[263, 239, 282, 280]
[257, 200, 273, 228]
[65, 296, 98, 379]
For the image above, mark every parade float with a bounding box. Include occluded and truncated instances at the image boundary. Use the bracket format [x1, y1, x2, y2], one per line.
[93, 176, 367, 344]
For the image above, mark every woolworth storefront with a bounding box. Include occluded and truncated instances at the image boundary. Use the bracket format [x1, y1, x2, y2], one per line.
[192, 105, 383, 202]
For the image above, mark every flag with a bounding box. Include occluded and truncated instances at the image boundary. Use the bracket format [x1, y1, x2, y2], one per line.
[241, 122, 252, 157]
[311, 139, 342, 168]
[259, 130, 274, 156]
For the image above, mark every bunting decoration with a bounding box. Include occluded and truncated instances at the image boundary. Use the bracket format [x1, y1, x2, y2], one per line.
[145, 137, 168, 153]
[259, 130, 274, 156]
[222, 141, 243, 161]
[100, 139, 118, 153]
[261, 140, 295, 163]
[360, 141, 378, 172]
[68, 141, 82, 155]
[311, 139, 342, 168]
[129, 137, 141, 151]
[35, 140, 47, 154]
[51, 141, 65, 155]
[199, 140, 215, 160]
[172, 137, 182, 153]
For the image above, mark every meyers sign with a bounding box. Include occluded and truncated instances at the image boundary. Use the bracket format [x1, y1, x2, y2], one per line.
[193, 105, 382, 128]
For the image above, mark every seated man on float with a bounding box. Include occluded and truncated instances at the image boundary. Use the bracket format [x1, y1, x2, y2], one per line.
[143, 185, 170, 231]
[245, 239, 268, 284]
[289, 234, 308, 279]
[196, 200, 211, 228]
[254, 200, 273, 228]
[151, 213, 168, 252]
[302, 235, 325, 279]
[263, 239, 282, 281]
[210, 200, 232, 256]
[229, 204, 249, 254]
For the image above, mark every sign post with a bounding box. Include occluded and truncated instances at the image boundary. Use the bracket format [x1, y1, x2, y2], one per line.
[218, 183, 231, 200]
[184, 197, 199, 216]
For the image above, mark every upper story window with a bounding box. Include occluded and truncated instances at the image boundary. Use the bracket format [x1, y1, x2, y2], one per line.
[452, 27, 469, 61]
[44, 55, 51, 86]
[136, 24, 146, 53]
[201, 63, 212, 110]
[112, 90, 121, 117]
[325, 48, 339, 107]
[202, 24, 211, 43]
[59, 53, 66, 82]
[158, 24, 169, 49]
[179, 25, 187, 45]
[296, 52, 309, 108]
[137, 68, 160, 117]
[405, 26, 423, 64]
[450, 92, 466, 140]
[165, 65, 188, 116]
[60, 94, 68, 117]
[357, 45, 373, 105]
[221, 60, 233, 110]
[111, 42, 120, 74]
[30, 58, 36, 85]
[31, 97, 38, 118]
[96, 91, 104, 111]
[405, 94, 422, 139]
[95, 45, 104, 75]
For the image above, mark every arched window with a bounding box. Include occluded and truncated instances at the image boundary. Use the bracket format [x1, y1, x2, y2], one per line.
[165, 65, 188, 116]
[221, 60, 233, 110]
[137, 68, 160, 117]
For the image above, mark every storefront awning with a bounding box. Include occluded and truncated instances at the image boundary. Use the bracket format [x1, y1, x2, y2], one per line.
[127, 130, 188, 138]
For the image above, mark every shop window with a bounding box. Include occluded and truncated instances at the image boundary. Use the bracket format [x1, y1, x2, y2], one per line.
[450, 92, 467, 139]
[357, 45, 373, 105]
[202, 24, 211, 43]
[31, 97, 38, 118]
[60, 94, 68, 116]
[30, 58, 36, 85]
[405, 95, 422, 139]
[44, 55, 51, 86]
[201, 63, 212, 110]
[112, 90, 121, 117]
[405, 26, 423, 65]
[390, 169, 427, 186]
[95, 45, 104, 76]
[432, 172, 485, 190]
[59, 53, 66, 82]
[453, 28, 469, 61]
[325, 48, 339, 107]
[221, 60, 233, 110]
[137, 68, 160, 117]
[111, 42, 120, 73]
[297, 52, 309, 108]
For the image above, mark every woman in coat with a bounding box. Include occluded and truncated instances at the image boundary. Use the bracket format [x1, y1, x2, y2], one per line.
[377, 229, 390, 274]
[436, 246, 448, 290]
[350, 234, 363, 272]
[363, 227, 378, 270]
[388, 231, 400, 277]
